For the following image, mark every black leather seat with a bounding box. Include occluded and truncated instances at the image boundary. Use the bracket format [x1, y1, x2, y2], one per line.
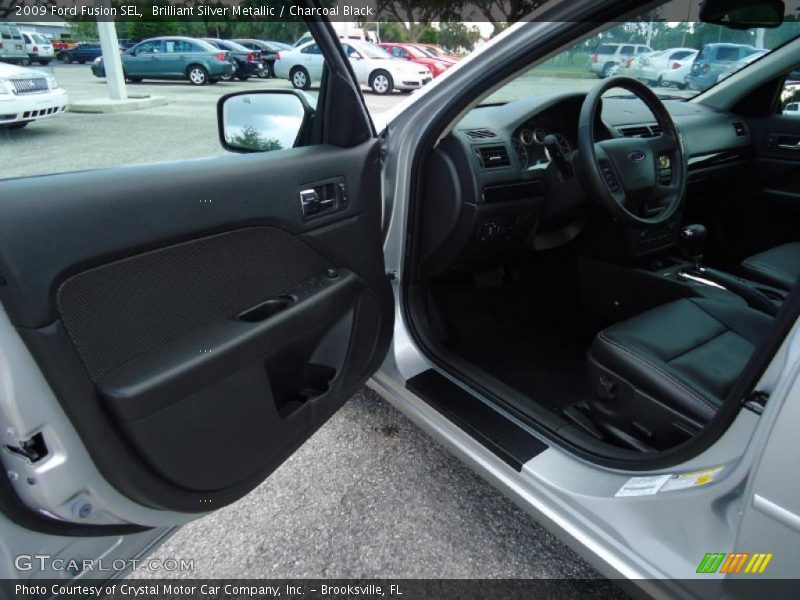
[741, 242, 800, 291]
[588, 297, 772, 450]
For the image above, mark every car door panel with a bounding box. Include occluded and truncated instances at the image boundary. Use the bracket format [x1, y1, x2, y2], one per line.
[0, 140, 393, 513]
[743, 114, 800, 248]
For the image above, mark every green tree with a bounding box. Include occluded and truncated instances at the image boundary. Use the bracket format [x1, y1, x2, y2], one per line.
[229, 126, 284, 152]
[127, 19, 182, 40]
[438, 22, 480, 51]
[375, 0, 462, 41]
[70, 21, 100, 41]
[471, 0, 549, 36]
[417, 26, 439, 44]
[364, 22, 408, 43]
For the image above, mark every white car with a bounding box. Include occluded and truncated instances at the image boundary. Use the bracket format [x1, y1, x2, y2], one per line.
[273, 40, 432, 94]
[643, 47, 698, 86]
[658, 51, 698, 88]
[20, 31, 55, 65]
[615, 49, 662, 79]
[0, 62, 68, 130]
[784, 101, 800, 116]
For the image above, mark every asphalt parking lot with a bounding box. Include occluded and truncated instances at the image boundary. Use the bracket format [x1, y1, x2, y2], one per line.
[1, 63, 407, 179]
[3, 64, 616, 585]
[137, 388, 622, 588]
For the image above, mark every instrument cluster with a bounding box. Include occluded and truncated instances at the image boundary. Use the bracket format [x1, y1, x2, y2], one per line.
[512, 124, 573, 170]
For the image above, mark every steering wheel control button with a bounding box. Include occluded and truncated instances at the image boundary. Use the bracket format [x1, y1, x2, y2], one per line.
[598, 160, 621, 192]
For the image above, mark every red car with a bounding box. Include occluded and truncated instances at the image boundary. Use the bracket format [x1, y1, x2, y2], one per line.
[411, 45, 458, 66]
[417, 44, 461, 63]
[378, 42, 451, 77]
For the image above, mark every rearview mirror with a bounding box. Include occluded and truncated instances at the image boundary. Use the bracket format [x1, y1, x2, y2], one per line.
[217, 90, 314, 153]
[700, 0, 785, 29]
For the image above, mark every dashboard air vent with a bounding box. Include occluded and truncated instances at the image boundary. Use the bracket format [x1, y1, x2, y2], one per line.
[464, 128, 497, 140]
[618, 126, 652, 138]
[619, 124, 662, 138]
[732, 122, 747, 136]
[476, 145, 510, 168]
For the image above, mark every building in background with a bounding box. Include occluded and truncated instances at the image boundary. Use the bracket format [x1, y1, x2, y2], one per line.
[17, 20, 74, 42]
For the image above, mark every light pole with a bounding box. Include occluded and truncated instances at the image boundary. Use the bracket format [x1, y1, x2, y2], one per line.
[94, 0, 127, 101]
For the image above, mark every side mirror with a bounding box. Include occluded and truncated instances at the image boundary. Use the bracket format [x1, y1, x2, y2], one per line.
[217, 90, 314, 153]
[700, 0, 784, 29]
[350, 52, 363, 60]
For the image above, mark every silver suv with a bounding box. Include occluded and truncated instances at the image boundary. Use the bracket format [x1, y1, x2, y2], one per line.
[588, 42, 653, 77]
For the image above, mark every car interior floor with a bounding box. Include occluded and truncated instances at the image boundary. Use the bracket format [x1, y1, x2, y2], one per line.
[426, 256, 611, 416]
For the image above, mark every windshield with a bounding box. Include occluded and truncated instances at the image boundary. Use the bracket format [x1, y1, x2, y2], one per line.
[221, 40, 250, 52]
[356, 43, 393, 60]
[486, 0, 800, 105]
[404, 45, 427, 58]
[416, 45, 439, 58]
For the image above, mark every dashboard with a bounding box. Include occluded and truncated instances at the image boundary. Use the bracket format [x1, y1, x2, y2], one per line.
[417, 91, 755, 280]
[511, 110, 576, 171]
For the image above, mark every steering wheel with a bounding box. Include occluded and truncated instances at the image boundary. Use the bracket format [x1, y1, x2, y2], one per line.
[577, 77, 686, 227]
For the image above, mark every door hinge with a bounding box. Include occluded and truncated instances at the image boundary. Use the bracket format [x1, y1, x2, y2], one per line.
[743, 390, 768, 415]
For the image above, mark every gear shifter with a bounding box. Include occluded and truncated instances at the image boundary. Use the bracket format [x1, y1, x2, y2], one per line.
[677, 224, 707, 269]
[675, 223, 778, 316]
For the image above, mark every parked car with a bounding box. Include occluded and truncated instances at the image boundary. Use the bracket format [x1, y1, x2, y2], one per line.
[232, 39, 286, 78]
[0, 61, 68, 129]
[656, 49, 698, 88]
[716, 49, 769, 83]
[92, 37, 235, 86]
[615, 49, 662, 79]
[50, 39, 76, 52]
[784, 101, 800, 116]
[412, 44, 456, 66]
[274, 40, 432, 94]
[58, 43, 103, 64]
[202, 38, 265, 81]
[20, 32, 55, 66]
[378, 42, 451, 77]
[0, 22, 30, 65]
[587, 42, 652, 77]
[686, 43, 761, 91]
[117, 38, 137, 51]
[635, 47, 697, 84]
[415, 43, 460, 63]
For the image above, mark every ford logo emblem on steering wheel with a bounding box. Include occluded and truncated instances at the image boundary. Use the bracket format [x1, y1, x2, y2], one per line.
[629, 150, 647, 162]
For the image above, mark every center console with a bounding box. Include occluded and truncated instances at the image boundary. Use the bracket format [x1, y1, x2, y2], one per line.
[579, 223, 787, 322]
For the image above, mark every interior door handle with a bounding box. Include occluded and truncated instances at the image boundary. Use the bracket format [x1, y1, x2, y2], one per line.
[299, 177, 347, 219]
[777, 141, 800, 151]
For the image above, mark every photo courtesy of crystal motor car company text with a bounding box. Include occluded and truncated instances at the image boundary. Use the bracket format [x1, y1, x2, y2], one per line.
[2, 0, 800, 599]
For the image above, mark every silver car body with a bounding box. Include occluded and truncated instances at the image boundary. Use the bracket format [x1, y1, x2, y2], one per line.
[638, 48, 698, 84]
[274, 40, 432, 91]
[587, 42, 653, 77]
